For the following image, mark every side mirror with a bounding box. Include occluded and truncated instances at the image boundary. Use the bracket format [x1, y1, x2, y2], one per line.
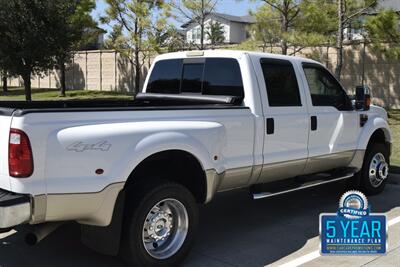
[355, 85, 371, 111]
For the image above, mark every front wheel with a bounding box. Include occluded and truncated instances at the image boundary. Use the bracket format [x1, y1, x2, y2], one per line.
[357, 143, 390, 195]
[121, 182, 198, 267]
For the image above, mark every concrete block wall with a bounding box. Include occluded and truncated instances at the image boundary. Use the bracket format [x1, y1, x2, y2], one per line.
[8, 50, 150, 94]
[294, 44, 400, 109]
[7, 46, 400, 109]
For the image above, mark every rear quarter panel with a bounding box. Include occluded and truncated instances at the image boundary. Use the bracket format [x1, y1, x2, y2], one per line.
[9, 108, 255, 196]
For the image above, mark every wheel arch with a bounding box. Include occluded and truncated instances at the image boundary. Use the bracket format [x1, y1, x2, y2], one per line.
[124, 149, 211, 204]
[358, 117, 391, 153]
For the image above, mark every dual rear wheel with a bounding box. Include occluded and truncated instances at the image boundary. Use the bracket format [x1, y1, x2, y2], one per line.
[121, 182, 198, 267]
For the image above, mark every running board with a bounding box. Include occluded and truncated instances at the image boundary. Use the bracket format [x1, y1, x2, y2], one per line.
[253, 172, 355, 200]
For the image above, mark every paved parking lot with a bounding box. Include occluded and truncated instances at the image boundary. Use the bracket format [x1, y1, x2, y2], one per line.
[1, 175, 399, 267]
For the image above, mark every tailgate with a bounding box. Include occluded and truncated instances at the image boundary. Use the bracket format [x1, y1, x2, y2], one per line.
[0, 114, 12, 191]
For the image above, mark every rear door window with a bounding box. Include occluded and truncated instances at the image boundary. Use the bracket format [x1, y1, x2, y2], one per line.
[260, 59, 302, 107]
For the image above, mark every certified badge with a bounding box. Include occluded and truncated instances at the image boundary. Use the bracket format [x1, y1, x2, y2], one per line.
[320, 190, 387, 255]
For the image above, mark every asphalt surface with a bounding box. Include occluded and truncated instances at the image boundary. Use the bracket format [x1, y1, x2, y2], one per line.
[1, 175, 399, 267]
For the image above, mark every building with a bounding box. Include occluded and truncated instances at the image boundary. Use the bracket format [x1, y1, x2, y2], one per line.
[181, 12, 255, 45]
[345, 0, 400, 41]
[81, 27, 107, 50]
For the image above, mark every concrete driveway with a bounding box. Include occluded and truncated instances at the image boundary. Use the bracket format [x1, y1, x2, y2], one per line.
[1, 175, 399, 267]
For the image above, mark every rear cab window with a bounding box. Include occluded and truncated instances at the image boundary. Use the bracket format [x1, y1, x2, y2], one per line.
[146, 57, 244, 97]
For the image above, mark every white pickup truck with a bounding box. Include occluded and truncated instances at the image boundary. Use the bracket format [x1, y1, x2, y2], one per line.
[0, 50, 391, 266]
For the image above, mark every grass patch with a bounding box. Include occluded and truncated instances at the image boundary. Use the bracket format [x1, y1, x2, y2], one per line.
[0, 87, 133, 101]
[388, 110, 400, 167]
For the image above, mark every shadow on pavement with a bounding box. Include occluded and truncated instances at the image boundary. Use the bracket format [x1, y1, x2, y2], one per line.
[390, 165, 400, 174]
[0, 178, 399, 267]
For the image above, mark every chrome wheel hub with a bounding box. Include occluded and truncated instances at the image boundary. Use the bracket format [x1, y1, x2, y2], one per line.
[145, 210, 173, 242]
[142, 198, 188, 259]
[369, 153, 389, 188]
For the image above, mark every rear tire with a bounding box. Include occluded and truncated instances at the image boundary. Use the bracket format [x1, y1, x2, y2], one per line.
[121, 181, 198, 267]
[356, 143, 390, 195]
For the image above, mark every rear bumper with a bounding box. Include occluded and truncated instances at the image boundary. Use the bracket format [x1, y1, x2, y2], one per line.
[0, 189, 31, 228]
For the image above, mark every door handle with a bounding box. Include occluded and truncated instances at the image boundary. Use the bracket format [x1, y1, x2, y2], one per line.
[266, 118, 274, 135]
[311, 116, 317, 131]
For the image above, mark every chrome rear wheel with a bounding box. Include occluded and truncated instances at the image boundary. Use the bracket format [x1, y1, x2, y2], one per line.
[121, 182, 198, 267]
[142, 198, 189, 259]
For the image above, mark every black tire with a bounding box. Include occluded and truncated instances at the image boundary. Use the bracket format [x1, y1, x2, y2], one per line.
[356, 143, 390, 195]
[121, 181, 198, 267]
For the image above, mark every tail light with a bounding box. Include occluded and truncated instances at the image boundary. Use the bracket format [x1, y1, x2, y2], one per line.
[9, 129, 34, 178]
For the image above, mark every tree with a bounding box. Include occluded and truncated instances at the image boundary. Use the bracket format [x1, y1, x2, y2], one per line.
[104, 24, 126, 49]
[1, 70, 7, 93]
[334, 0, 377, 79]
[102, 0, 170, 93]
[157, 26, 186, 52]
[206, 21, 225, 47]
[251, 0, 334, 54]
[0, 57, 8, 92]
[365, 9, 400, 58]
[257, 0, 302, 55]
[173, 0, 218, 50]
[0, 57, 7, 92]
[53, 0, 97, 97]
[0, 0, 64, 100]
[251, 4, 282, 52]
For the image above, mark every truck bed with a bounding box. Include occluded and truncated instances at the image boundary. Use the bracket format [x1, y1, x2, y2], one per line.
[0, 93, 245, 116]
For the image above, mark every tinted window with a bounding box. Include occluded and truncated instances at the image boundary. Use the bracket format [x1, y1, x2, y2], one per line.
[146, 58, 244, 97]
[147, 59, 182, 93]
[303, 65, 350, 110]
[181, 64, 204, 93]
[261, 59, 301, 107]
[203, 58, 244, 97]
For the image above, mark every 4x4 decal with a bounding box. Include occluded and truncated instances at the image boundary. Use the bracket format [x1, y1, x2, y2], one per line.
[66, 141, 112, 152]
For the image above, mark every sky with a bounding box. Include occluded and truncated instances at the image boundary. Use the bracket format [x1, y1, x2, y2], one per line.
[92, 0, 261, 35]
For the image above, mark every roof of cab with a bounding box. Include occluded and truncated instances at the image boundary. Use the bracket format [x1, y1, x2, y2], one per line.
[154, 50, 321, 65]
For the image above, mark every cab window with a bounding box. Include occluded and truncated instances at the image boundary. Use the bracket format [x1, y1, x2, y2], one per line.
[260, 58, 302, 107]
[146, 58, 244, 97]
[302, 63, 352, 110]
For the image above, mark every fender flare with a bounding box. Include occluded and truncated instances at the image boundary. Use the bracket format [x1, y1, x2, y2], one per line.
[119, 131, 223, 183]
[357, 117, 392, 151]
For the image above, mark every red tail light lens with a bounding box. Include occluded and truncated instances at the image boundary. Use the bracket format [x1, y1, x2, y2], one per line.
[9, 129, 34, 178]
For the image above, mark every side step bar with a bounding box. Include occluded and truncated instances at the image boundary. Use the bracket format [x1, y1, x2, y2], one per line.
[253, 171, 355, 200]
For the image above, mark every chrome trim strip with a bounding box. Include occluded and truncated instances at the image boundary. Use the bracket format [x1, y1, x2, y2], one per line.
[253, 173, 355, 200]
[45, 183, 124, 226]
[258, 159, 307, 184]
[303, 150, 356, 175]
[348, 149, 366, 171]
[31, 194, 47, 224]
[205, 169, 223, 203]
[218, 166, 253, 191]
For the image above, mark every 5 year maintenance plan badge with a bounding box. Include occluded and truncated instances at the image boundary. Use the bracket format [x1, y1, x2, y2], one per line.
[320, 190, 387, 255]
